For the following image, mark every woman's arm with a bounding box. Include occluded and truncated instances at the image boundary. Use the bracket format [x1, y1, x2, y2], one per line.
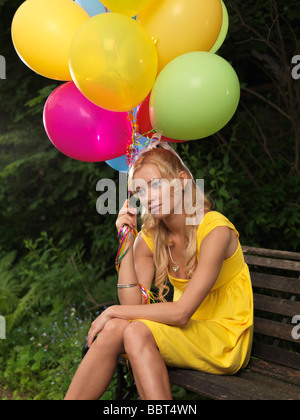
[118, 232, 154, 305]
[116, 199, 154, 305]
[88, 226, 233, 346]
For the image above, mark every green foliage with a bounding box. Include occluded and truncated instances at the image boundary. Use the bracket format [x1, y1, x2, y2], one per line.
[3, 232, 118, 332]
[0, 307, 91, 400]
[0, 251, 20, 314]
[0, 233, 118, 400]
[177, 127, 300, 250]
[0, 118, 118, 258]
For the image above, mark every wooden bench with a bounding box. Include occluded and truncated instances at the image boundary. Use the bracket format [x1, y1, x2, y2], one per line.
[116, 246, 300, 400]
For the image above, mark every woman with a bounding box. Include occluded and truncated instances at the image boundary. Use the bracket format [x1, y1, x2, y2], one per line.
[65, 141, 253, 400]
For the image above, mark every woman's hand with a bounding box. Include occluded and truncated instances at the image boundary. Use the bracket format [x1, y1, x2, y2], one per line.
[116, 199, 137, 233]
[87, 307, 114, 347]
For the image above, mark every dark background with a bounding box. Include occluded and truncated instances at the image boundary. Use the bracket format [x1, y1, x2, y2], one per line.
[0, 0, 299, 399]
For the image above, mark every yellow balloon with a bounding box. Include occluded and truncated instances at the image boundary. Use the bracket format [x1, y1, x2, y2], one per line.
[137, 0, 223, 73]
[11, 0, 89, 81]
[69, 13, 158, 112]
[101, 0, 154, 17]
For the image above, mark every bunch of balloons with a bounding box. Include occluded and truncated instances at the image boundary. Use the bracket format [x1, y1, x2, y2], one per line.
[11, 0, 240, 170]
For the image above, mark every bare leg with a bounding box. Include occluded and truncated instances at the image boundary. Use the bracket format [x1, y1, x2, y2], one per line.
[64, 318, 129, 400]
[123, 321, 172, 400]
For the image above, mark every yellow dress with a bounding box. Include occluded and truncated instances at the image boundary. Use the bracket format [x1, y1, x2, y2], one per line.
[139, 211, 253, 375]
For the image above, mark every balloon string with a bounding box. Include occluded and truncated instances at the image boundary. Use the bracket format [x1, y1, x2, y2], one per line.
[125, 110, 155, 169]
[139, 284, 157, 304]
[115, 113, 159, 276]
[115, 224, 138, 273]
[141, 128, 155, 138]
[115, 109, 139, 273]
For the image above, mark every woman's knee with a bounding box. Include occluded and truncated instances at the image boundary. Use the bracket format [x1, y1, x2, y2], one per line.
[104, 318, 129, 334]
[93, 318, 129, 349]
[123, 321, 157, 357]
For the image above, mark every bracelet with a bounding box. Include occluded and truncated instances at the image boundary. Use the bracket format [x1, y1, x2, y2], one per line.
[117, 283, 139, 289]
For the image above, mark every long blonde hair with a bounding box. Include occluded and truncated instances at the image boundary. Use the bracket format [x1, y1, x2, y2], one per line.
[128, 144, 211, 301]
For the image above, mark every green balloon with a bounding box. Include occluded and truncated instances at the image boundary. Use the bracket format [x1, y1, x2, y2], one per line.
[150, 51, 240, 141]
[210, 1, 229, 54]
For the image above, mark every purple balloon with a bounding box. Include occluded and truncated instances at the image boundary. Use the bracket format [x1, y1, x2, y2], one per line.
[43, 82, 132, 162]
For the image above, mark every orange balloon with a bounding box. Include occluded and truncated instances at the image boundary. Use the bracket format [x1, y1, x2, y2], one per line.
[137, 0, 223, 73]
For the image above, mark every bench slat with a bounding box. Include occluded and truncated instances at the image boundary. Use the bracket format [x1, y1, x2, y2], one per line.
[238, 368, 300, 399]
[253, 293, 300, 317]
[251, 272, 300, 295]
[244, 254, 300, 272]
[254, 317, 297, 342]
[168, 367, 300, 400]
[251, 342, 300, 370]
[242, 246, 300, 261]
[247, 358, 300, 386]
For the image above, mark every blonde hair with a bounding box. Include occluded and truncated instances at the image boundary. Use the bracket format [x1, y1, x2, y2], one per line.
[128, 144, 211, 301]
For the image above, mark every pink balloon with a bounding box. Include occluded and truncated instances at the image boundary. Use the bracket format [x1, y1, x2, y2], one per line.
[43, 82, 132, 162]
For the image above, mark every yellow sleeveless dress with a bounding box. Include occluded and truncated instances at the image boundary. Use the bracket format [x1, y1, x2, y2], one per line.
[140, 211, 253, 375]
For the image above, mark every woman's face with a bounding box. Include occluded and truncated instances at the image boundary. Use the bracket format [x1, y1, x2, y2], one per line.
[132, 163, 185, 218]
